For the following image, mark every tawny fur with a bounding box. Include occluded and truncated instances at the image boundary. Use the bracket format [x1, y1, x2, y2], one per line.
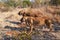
[18, 8, 43, 17]
[21, 16, 53, 34]
[18, 8, 54, 34]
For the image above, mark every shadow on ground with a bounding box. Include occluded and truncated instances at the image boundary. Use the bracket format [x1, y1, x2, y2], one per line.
[4, 26, 30, 32]
[2, 20, 60, 40]
[6, 20, 21, 24]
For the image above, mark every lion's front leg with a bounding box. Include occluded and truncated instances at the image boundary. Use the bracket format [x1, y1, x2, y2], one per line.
[28, 18, 34, 35]
[49, 24, 54, 32]
[28, 24, 33, 35]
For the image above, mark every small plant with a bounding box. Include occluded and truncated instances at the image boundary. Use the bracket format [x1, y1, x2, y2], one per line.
[19, 32, 31, 40]
[4, 0, 21, 8]
[5, 31, 32, 40]
[23, 0, 32, 8]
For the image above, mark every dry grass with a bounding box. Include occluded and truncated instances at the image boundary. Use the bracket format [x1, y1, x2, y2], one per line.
[0, 6, 60, 40]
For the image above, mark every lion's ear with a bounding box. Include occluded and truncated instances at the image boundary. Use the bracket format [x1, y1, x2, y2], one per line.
[18, 12, 20, 15]
[18, 11, 22, 15]
[18, 10, 23, 15]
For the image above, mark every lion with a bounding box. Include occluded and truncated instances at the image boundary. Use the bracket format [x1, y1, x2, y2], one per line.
[20, 16, 53, 34]
[18, 8, 43, 17]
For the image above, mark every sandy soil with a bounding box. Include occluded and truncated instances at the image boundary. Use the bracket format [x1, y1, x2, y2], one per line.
[0, 6, 60, 40]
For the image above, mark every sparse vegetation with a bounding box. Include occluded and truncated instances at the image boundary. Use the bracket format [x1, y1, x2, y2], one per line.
[51, 0, 60, 6]
[5, 31, 32, 40]
[0, 0, 60, 40]
[4, 0, 21, 8]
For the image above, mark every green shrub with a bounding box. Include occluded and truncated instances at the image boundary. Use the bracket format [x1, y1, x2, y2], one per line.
[12, 32, 32, 40]
[4, 0, 21, 8]
[51, 0, 60, 5]
[22, 0, 32, 8]
[18, 32, 31, 40]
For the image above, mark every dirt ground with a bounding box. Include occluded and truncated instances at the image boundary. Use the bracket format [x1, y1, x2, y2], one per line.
[0, 6, 60, 40]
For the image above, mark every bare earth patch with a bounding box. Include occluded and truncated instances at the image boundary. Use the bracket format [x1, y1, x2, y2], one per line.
[0, 6, 60, 40]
